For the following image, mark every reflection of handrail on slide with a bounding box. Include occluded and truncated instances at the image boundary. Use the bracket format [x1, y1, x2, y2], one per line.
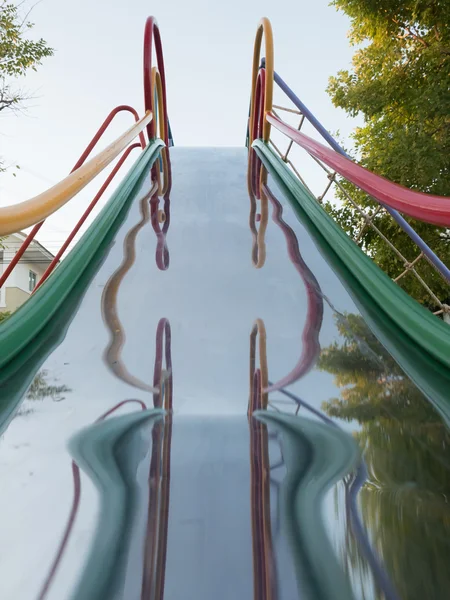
[256, 142, 450, 424]
[247, 297, 399, 599]
[38, 317, 173, 600]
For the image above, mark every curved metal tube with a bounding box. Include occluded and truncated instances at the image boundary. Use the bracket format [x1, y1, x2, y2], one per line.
[143, 16, 169, 144]
[249, 17, 274, 144]
[101, 183, 160, 393]
[265, 65, 450, 284]
[0, 105, 147, 289]
[266, 112, 450, 228]
[0, 111, 153, 236]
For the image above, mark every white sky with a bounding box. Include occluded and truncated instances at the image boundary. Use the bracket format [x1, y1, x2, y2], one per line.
[0, 0, 358, 253]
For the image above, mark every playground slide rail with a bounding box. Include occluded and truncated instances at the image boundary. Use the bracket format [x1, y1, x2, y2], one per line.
[0, 111, 152, 237]
[262, 60, 450, 282]
[0, 112, 153, 235]
[0, 16, 171, 299]
[248, 18, 449, 318]
[266, 112, 450, 228]
[0, 106, 148, 292]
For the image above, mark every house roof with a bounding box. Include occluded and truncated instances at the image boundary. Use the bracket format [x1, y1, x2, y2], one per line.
[1, 232, 57, 264]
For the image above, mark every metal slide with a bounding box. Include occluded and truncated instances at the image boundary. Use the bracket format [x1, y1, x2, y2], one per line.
[0, 146, 448, 600]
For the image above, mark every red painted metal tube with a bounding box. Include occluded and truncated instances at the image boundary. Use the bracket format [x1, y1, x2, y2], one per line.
[34, 143, 142, 292]
[0, 105, 145, 291]
[266, 112, 450, 228]
[71, 105, 146, 171]
[143, 16, 169, 144]
[252, 68, 266, 144]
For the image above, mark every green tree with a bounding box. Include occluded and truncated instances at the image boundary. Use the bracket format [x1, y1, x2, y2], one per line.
[26, 369, 71, 401]
[1, 1, 53, 170]
[326, 0, 450, 310]
[319, 313, 450, 600]
[0, 310, 11, 323]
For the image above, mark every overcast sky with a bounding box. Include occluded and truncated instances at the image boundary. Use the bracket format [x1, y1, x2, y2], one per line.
[0, 0, 357, 252]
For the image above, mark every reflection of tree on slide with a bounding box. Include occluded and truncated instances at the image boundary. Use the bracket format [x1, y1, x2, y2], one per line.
[319, 314, 450, 600]
[38, 318, 173, 600]
[13, 371, 71, 418]
[26, 370, 71, 402]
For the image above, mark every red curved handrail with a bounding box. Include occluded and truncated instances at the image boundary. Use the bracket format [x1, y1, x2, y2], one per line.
[0, 105, 146, 292]
[71, 105, 146, 171]
[143, 16, 169, 145]
[266, 112, 450, 228]
[248, 68, 269, 268]
[34, 142, 142, 291]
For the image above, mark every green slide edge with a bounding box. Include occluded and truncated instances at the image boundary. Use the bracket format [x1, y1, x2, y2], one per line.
[0, 140, 164, 371]
[253, 140, 450, 368]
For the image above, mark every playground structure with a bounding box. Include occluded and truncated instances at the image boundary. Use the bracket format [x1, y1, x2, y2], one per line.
[0, 16, 449, 600]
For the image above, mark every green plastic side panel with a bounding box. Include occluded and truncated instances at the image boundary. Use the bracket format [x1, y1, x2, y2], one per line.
[0, 140, 164, 370]
[253, 142, 450, 423]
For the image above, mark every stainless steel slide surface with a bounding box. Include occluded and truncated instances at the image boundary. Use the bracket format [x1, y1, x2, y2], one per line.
[0, 148, 448, 599]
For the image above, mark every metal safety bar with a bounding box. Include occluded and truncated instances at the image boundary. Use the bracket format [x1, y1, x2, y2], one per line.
[1, 15, 172, 298]
[249, 35, 449, 317]
[0, 106, 148, 291]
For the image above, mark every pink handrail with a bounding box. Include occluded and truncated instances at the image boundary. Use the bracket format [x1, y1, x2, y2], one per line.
[0, 105, 146, 292]
[266, 112, 450, 228]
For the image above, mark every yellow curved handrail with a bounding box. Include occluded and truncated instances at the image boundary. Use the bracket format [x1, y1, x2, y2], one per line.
[0, 111, 154, 236]
[152, 67, 169, 196]
[249, 17, 274, 145]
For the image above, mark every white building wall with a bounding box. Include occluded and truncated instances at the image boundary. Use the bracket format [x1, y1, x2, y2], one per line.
[0, 250, 4, 308]
[12, 262, 46, 294]
[0, 256, 46, 292]
[1, 235, 50, 310]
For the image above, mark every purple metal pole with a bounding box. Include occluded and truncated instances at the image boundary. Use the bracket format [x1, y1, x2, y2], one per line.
[262, 59, 450, 284]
